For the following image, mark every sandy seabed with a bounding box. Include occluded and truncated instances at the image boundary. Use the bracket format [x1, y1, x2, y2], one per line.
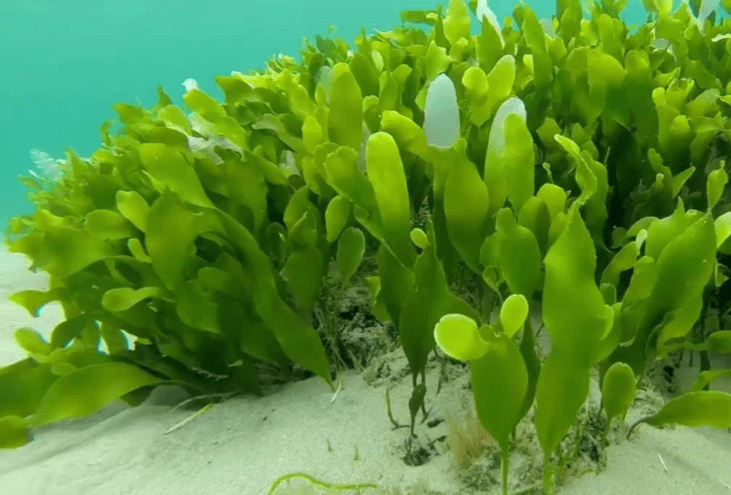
[0, 245, 730, 495]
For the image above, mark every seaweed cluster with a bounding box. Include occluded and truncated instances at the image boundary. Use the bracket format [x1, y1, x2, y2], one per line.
[2, 0, 731, 493]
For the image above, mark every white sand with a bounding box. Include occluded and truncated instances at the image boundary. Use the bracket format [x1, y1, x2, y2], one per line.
[0, 246, 730, 495]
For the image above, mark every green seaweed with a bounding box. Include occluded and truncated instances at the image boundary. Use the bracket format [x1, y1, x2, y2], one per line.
[4, 3, 731, 495]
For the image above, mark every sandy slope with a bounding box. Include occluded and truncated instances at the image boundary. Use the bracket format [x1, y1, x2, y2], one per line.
[0, 246, 730, 495]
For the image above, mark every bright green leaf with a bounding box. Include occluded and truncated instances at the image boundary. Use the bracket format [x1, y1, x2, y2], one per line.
[485, 98, 527, 217]
[337, 227, 366, 284]
[381, 111, 429, 158]
[7, 288, 65, 318]
[0, 416, 32, 449]
[535, 207, 613, 459]
[471, 329, 529, 452]
[635, 391, 731, 431]
[601, 242, 640, 286]
[708, 331, 731, 353]
[183, 88, 227, 122]
[324, 147, 378, 212]
[29, 363, 161, 429]
[503, 114, 535, 213]
[707, 165, 728, 211]
[434, 314, 489, 361]
[495, 208, 542, 297]
[500, 294, 529, 338]
[325, 195, 352, 243]
[536, 183, 567, 221]
[410, 228, 429, 249]
[116, 190, 150, 233]
[399, 226, 476, 378]
[366, 132, 416, 268]
[176, 280, 220, 334]
[329, 63, 363, 151]
[84, 210, 134, 240]
[602, 362, 636, 425]
[14, 328, 51, 358]
[138, 143, 214, 208]
[443, 0, 471, 46]
[284, 247, 324, 312]
[145, 191, 205, 290]
[444, 151, 490, 270]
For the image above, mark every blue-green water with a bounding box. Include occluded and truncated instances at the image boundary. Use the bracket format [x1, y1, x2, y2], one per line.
[0, 0, 652, 227]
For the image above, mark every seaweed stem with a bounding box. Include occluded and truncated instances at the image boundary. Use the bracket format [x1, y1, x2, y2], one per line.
[266, 472, 377, 495]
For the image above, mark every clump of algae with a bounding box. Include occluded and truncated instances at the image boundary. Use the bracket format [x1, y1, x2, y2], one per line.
[445, 405, 496, 474]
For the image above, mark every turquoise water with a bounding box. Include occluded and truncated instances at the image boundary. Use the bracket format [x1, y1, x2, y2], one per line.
[1, 0, 652, 227]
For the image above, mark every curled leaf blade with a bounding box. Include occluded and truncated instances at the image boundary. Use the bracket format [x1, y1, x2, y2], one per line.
[138, 143, 214, 209]
[102, 287, 161, 312]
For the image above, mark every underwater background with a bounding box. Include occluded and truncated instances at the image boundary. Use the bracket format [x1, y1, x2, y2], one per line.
[0, 0, 657, 227]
